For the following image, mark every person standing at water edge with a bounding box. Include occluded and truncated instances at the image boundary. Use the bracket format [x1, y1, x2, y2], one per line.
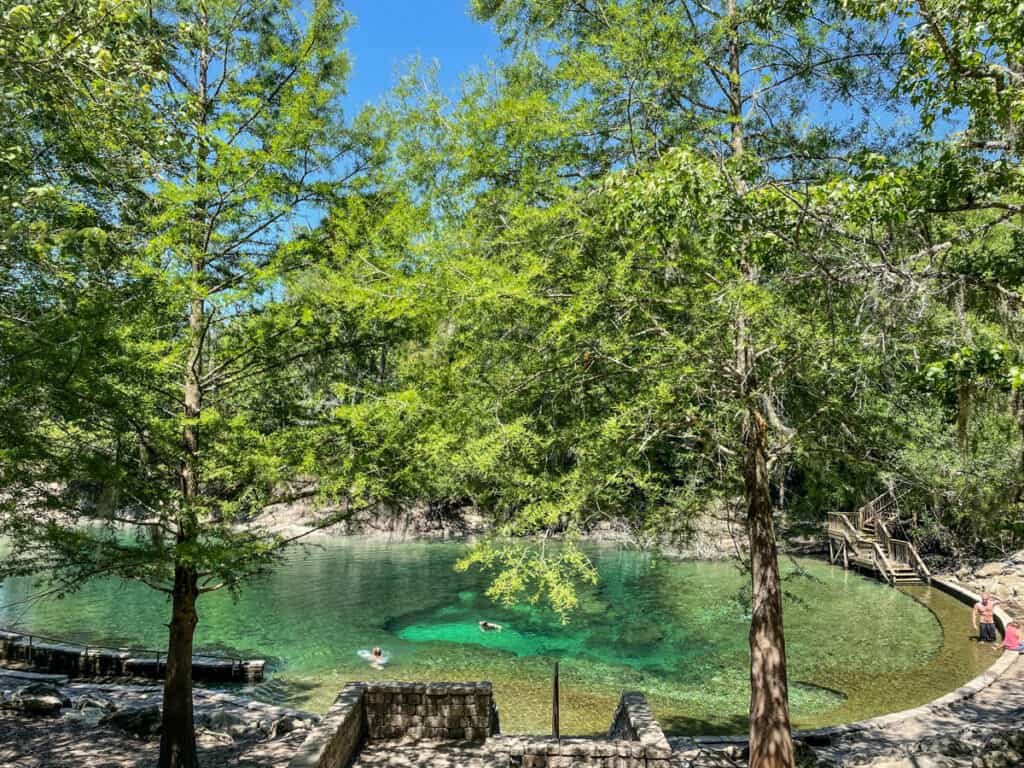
[972, 592, 1000, 644]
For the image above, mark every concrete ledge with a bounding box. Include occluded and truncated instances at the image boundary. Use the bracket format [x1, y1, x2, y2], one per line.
[289, 683, 367, 768]
[609, 690, 671, 758]
[692, 575, 1021, 748]
[489, 734, 671, 767]
[0, 629, 264, 683]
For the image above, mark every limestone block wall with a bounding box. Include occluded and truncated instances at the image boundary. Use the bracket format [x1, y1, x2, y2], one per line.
[489, 734, 672, 768]
[364, 681, 497, 741]
[288, 684, 666, 768]
[288, 684, 367, 768]
[488, 691, 672, 768]
[608, 691, 666, 744]
[288, 681, 500, 768]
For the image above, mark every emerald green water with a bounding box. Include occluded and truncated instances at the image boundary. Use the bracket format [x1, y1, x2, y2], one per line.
[0, 538, 997, 735]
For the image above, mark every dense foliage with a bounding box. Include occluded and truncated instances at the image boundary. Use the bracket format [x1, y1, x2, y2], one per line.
[2, 2, 1024, 767]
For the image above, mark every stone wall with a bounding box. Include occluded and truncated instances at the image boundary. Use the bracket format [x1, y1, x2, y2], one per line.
[488, 734, 672, 768]
[288, 684, 366, 768]
[608, 690, 668, 749]
[486, 691, 671, 768]
[288, 684, 671, 768]
[287, 684, 669, 768]
[363, 681, 497, 741]
[288, 681, 499, 768]
[0, 629, 264, 682]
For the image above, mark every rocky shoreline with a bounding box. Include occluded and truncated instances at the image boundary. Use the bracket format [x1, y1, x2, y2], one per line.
[0, 670, 317, 768]
[253, 497, 751, 561]
[943, 550, 1024, 618]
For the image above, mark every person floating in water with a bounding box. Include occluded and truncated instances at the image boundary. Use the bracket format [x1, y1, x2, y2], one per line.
[358, 646, 389, 669]
[972, 592, 1000, 645]
[479, 620, 503, 632]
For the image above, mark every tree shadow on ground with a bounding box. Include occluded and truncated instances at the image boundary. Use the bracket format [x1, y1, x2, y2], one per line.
[657, 712, 749, 739]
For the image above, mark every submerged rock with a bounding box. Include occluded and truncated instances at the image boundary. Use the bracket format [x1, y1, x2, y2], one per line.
[617, 621, 667, 647]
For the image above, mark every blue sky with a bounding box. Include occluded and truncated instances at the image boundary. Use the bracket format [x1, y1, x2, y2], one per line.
[341, 1, 503, 109]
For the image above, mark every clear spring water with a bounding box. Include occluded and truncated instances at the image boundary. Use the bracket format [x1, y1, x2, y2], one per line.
[0, 537, 997, 735]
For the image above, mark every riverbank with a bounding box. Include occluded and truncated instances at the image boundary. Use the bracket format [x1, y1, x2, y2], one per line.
[940, 550, 1024, 619]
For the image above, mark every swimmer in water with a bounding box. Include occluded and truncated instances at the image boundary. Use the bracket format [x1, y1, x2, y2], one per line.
[479, 620, 503, 632]
[358, 646, 388, 669]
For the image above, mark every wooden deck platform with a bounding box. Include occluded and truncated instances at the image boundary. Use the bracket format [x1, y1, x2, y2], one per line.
[826, 487, 931, 587]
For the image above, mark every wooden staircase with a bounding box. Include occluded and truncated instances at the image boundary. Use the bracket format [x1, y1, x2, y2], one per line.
[827, 486, 931, 587]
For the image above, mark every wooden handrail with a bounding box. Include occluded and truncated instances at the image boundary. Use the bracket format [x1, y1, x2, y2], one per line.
[878, 520, 931, 583]
[877, 520, 893, 552]
[889, 538, 911, 563]
[828, 512, 860, 542]
[906, 541, 932, 582]
[832, 484, 929, 586]
[870, 541, 895, 584]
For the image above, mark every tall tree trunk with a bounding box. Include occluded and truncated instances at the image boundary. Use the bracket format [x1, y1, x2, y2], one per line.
[725, 2, 795, 765]
[159, 12, 208, 765]
[957, 382, 971, 456]
[159, 565, 200, 768]
[745, 409, 795, 768]
[159, 289, 204, 768]
[1014, 389, 1024, 504]
[159, 286, 204, 768]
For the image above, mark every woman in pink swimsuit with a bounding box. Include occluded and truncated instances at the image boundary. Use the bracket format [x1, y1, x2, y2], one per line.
[1003, 619, 1023, 651]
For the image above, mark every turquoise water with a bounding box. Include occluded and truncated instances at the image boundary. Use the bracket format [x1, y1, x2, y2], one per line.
[0, 538, 996, 735]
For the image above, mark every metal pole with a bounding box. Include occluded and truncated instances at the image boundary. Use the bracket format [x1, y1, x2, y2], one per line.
[552, 661, 560, 741]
